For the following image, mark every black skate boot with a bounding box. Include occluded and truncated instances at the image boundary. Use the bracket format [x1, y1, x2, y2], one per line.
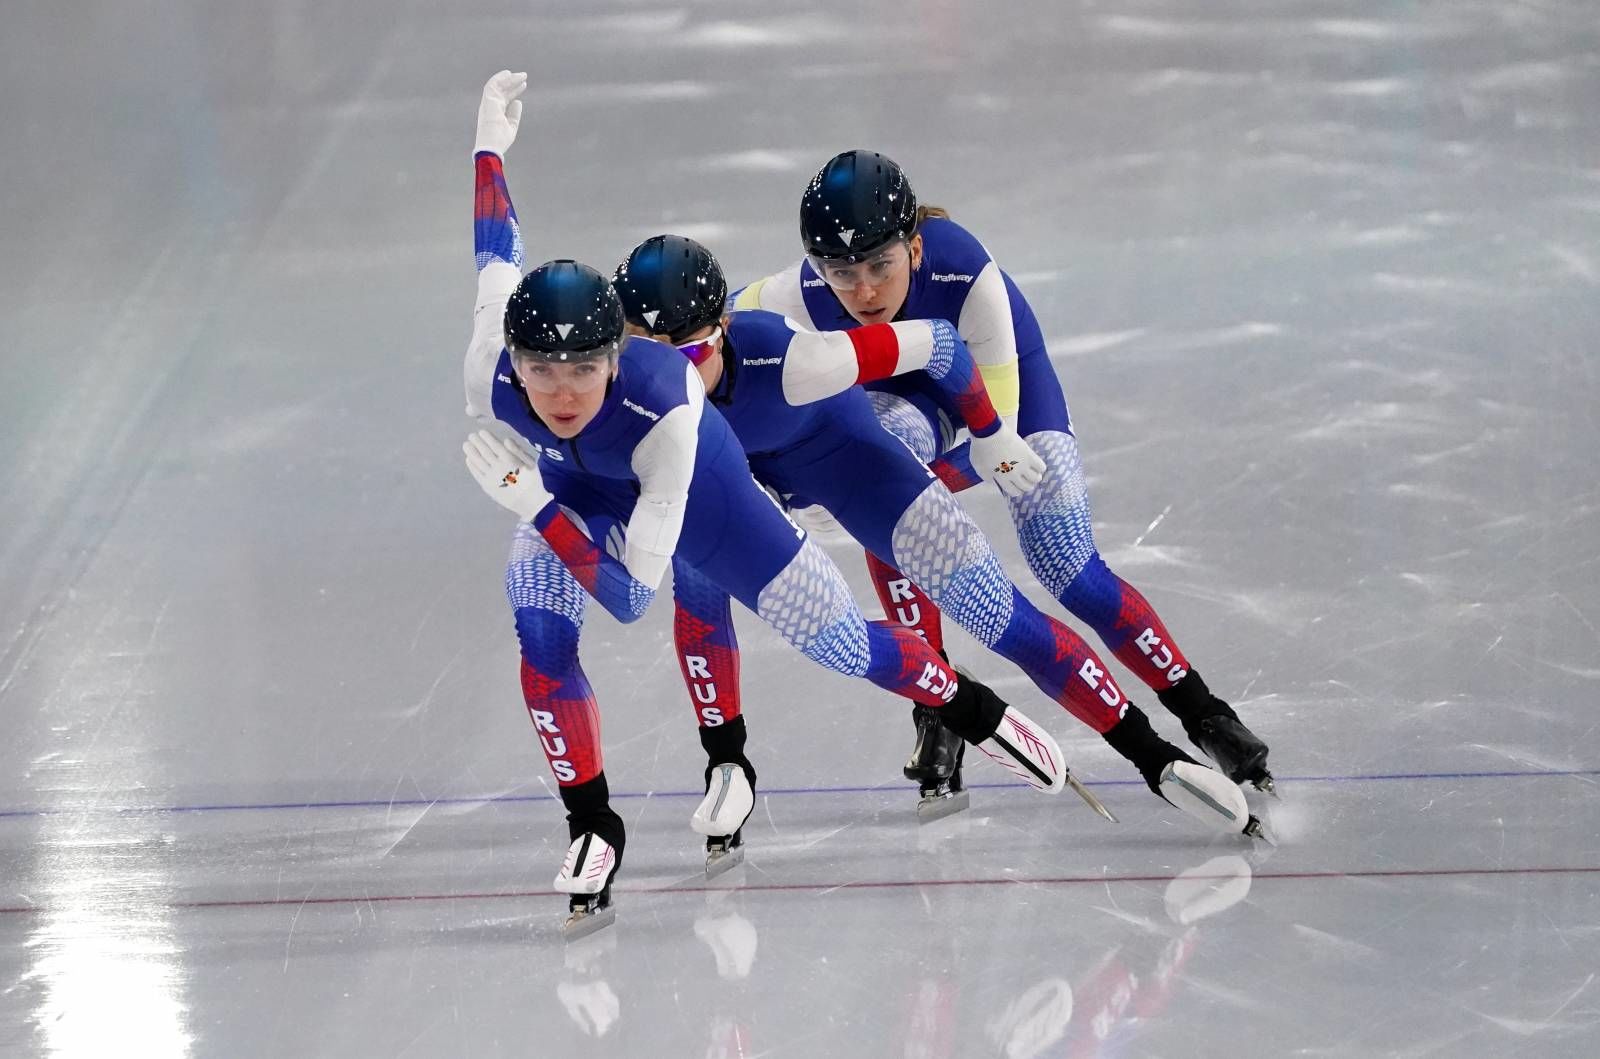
[904, 704, 969, 822]
[1156, 671, 1274, 794]
[1103, 705, 1268, 839]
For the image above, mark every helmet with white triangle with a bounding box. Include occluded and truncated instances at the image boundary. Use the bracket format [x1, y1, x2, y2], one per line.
[799, 149, 919, 264]
[504, 259, 625, 363]
[613, 235, 728, 343]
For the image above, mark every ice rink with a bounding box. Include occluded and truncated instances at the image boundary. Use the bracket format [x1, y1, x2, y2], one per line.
[3, 1, 1599, 1055]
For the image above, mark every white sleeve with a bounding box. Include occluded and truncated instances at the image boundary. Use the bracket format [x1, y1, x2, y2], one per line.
[624, 363, 703, 590]
[464, 261, 521, 420]
[957, 261, 1021, 420]
[733, 260, 816, 326]
[779, 320, 939, 405]
[778, 327, 862, 405]
[956, 262, 1017, 368]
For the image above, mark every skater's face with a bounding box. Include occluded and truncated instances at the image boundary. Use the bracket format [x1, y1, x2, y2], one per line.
[624, 318, 727, 393]
[514, 353, 617, 438]
[812, 234, 923, 326]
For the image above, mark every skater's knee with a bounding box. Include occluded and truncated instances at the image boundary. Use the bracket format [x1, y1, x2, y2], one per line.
[799, 625, 871, 677]
[1057, 552, 1123, 626]
[513, 605, 581, 672]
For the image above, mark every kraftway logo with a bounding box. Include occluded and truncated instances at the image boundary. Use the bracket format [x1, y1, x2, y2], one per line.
[741, 357, 782, 366]
[622, 398, 660, 421]
[931, 271, 974, 283]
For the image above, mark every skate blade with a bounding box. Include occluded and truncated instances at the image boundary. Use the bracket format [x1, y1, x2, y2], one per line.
[1253, 774, 1279, 798]
[1242, 814, 1276, 846]
[1066, 774, 1118, 824]
[704, 843, 746, 879]
[562, 903, 616, 940]
[916, 789, 971, 823]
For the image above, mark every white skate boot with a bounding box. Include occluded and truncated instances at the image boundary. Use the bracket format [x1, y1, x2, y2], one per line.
[555, 833, 619, 938]
[1158, 761, 1271, 840]
[692, 763, 754, 878]
[973, 706, 1066, 792]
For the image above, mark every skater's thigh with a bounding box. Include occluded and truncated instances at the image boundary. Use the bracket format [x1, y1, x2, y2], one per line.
[866, 388, 948, 464]
[539, 469, 637, 553]
[676, 468, 805, 612]
[1014, 346, 1072, 439]
[778, 432, 937, 564]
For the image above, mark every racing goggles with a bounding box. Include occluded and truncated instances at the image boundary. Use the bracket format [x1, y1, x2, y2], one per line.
[673, 326, 722, 366]
[515, 353, 614, 395]
[807, 239, 910, 291]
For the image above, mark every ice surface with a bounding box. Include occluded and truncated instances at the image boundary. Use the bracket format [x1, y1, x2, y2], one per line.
[2, 1, 1598, 1055]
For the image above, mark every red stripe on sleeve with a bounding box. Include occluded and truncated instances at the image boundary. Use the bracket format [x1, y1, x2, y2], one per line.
[849, 324, 902, 384]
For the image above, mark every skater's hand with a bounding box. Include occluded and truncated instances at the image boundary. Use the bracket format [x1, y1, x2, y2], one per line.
[474, 70, 527, 157]
[463, 429, 553, 521]
[970, 423, 1046, 498]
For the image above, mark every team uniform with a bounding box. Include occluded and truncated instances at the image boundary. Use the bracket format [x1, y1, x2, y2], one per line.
[735, 214, 1273, 793]
[673, 308, 1145, 747]
[463, 142, 1068, 932]
[616, 231, 1258, 837]
[662, 306, 1252, 829]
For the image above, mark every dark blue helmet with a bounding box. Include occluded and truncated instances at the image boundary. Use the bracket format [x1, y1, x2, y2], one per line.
[503, 259, 625, 363]
[799, 150, 918, 263]
[613, 235, 728, 342]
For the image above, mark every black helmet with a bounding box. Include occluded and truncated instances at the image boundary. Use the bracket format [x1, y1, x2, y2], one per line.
[799, 149, 918, 263]
[503, 259, 625, 363]
[613, 235, 728, 342]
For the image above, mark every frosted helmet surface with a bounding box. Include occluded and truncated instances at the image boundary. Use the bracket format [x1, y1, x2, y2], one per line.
[799, 150, 918, 264]
[503, 259, 625, 363]
[613, 235, 728, 342]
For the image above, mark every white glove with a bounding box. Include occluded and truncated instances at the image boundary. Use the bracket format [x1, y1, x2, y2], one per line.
[970, 424, 1046, 498]
[474, 70, 527, 157]
[463, 429, 552, 521]
[791, 502, 847, 542]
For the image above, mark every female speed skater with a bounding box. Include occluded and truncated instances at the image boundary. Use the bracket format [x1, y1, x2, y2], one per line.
[459, 73, 1067, 937]
[613, 234, 1265, 845]
[732, 149, 1277, 803]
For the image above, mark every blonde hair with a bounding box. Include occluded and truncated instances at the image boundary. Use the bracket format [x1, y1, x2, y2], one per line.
[915, 205, 951, 228]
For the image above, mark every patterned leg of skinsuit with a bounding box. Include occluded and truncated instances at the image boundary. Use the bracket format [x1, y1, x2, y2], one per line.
[866, 380, 1271, 789]
[507, 472, 996, 871]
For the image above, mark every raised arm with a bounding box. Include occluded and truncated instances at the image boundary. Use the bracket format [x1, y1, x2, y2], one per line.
[779, 318, 1045, 496]
[464, 71, 528, 420]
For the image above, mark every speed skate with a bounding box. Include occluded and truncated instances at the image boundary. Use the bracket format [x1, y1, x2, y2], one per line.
[693, 763, 755, 878]
[555, 833, 619, 939]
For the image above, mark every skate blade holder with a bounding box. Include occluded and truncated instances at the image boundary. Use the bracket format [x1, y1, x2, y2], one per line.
[1066, 774, 1118, 824]
[562, 897, 617, 940]
[916, 787, 971, 823]
[704, 836, 746, 880]
[1242, 814, 1276, 846]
